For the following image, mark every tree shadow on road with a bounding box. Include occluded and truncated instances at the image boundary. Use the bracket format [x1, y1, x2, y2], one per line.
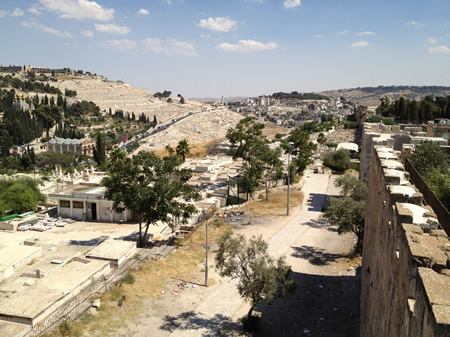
[302, 219, 338, 233]
[291, 245, 342, 266]
[159, 311, 243, 336]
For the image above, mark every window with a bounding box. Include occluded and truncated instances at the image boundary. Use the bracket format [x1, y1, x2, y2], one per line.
[73, 201, 84, 209]
[60, 200, 70, 208]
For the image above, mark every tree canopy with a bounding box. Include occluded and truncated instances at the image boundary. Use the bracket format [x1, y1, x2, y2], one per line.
[215, 230, 294, 327]
[321, 174, 367, 251]
[0, 177, 46, 216]
[226, 117, 283, 199]
[322, 149, 353, 173]
[176, 139, 190, 162]
[102, 148, 201, 247]
[409, 141, 450, 210]
[286, 129, 317, 175]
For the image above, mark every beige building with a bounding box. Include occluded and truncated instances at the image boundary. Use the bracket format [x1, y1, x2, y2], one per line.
[47, 137, 95, 156]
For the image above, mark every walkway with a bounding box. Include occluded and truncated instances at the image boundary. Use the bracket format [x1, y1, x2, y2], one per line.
[169, 172, 331, 337]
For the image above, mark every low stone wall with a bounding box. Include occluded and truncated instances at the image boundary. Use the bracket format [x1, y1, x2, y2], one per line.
[361, 145, 450, 337]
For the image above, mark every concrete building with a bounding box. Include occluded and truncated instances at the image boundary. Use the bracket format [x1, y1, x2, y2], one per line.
[48, 183, 134, 222]
[46, 136, 95, 156]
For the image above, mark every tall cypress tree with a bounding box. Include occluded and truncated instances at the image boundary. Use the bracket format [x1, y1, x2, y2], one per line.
[93, 133, 106, 167]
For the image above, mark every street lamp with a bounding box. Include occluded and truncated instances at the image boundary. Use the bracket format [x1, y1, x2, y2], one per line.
[287, 142, 294, 216]
[205, 208, 209, 287]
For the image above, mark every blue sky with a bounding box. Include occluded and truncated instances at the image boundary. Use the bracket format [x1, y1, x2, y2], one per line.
[0, 0, 449, 98]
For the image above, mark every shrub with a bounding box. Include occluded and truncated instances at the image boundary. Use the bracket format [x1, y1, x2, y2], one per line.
[322, 149, 352, 173]
[122, 273, 135, 285]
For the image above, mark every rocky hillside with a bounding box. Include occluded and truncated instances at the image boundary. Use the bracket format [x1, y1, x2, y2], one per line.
[321, 85, 450, 106]
[54, 75, 204, 123]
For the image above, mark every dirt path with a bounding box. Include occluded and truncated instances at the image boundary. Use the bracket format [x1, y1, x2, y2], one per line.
[118, 172, 360, 337]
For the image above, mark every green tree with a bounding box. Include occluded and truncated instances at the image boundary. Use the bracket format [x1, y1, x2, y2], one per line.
[322, 149, 352, 173]
[102, 149, 201, 247]
[317, 132, 327, 145]
[286, 129, 317, 175]
[409, 141, 449, 175]
[409, 141, 450, 210]
[0, 177, 46, 216]
[322, 174, 367, 251]
[215, 230, 294, 328]
[176, 139, 190, 162]
[93, 133, 106, 167]
[227, 117, 283, 199]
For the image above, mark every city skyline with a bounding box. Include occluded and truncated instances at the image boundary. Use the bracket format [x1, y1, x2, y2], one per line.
[0, 0, 449, 98]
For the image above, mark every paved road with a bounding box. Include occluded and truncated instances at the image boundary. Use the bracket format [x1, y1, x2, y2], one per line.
[169, 172, 332, 337]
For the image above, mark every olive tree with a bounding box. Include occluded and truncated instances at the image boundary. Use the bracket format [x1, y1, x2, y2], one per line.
[215, 230, 294, 328]
[102, 148, 201, 247]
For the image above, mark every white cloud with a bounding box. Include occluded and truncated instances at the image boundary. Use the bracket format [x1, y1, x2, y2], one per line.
[38, 0, 114, 21]
[216, 39, 277, 52]
[95, 23, 130, 35]
[21, 21, 74, 38]
[167, 38, 198, 56]
[201, 34, 211, 39]
[337, 30, 349, 35]
[429, 46, 450, 54]
[283, 0, 301, 8]
[100, 39, 137, 50]
[351, 41, 369, 47]
[197, 17, 237, 32]
[314, 34, 323, 38]
[137, 8, 149, 15]
[355, 31, 375, 36]
[28, 6, 43, 15]
[0, 8, 25, 17]
[407, 21, 423, 27]
[165, 0, 172, 4]
[11, 8, 24, 17]
[427, 37, 437, 44]
[81, 30, 93, 37]
[141, 38, 198, 56]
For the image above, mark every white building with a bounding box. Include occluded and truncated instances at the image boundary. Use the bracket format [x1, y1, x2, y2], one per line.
[48, 183, 134, 222]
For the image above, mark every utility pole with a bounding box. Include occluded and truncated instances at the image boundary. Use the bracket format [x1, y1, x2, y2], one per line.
[205, 209, 209, 287]
[287, 142, 294, 216]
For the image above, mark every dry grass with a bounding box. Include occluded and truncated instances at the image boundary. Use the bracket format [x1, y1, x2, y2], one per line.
[78, 219, 231, 336]
[154, 138, 224, 159]
[243, 190, 304, 217]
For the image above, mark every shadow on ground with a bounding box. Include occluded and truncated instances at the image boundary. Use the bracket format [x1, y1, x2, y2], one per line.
[159, 311, 243, 336]
[291, 245, 342, 265]
[253, 271, 360, 337]
[306, 193, 328, 212]
[68, 235, 110, 246]
[302, 218, 337, 233]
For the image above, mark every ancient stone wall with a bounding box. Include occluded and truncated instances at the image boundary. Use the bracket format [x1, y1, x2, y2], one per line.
[361, 145, 450, 337]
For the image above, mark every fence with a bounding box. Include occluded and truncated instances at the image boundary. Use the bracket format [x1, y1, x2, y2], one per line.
[404, 158, 450, 235]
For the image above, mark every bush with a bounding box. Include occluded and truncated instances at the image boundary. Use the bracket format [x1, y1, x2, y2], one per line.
[122, 273, 135, 285]
[322, 149, 352, 173]
[344, 121, 358, 129]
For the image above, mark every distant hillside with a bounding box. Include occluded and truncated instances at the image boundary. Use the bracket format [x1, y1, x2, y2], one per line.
[321, 86, 450, 106]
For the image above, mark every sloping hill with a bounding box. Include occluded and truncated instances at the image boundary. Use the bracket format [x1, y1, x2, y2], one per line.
[54, 75, 204, 123]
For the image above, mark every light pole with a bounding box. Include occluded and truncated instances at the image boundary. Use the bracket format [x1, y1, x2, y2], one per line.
[205, 209, 209, 287]
[287, 142, 294, 216]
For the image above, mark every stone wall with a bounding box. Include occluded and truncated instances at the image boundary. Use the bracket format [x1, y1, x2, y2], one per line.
[361, 144, 450, 337]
